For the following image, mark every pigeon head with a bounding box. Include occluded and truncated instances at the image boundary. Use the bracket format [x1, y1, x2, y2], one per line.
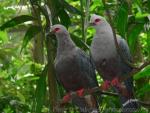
[51, 24, 68, 36]
[90, 14, 106, 27]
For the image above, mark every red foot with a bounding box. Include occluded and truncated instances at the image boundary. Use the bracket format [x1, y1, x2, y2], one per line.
[101, 80, 111, 91]
[76, 88, 84, 97]
[63, 93, 71, 103]
[111, 77, 120, 87]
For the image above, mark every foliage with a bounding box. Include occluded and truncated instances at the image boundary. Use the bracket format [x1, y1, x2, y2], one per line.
[0, 0, 149, 113]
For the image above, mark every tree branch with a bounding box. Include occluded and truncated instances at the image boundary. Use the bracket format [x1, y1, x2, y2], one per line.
[120, 61, 150, 82]
[55, 87, 150, 112]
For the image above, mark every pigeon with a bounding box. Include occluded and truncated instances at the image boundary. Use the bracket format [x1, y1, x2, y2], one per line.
[90, 14, 139, 113]
[51, 24, 100, 113]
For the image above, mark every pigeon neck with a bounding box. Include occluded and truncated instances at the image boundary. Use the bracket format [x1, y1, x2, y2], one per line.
[56, 33, 76, 53]
[95, 22, 112, 36]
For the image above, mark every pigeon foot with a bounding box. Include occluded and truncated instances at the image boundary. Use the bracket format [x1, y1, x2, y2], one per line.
[63, 93, 71, 103]
[101, 80, 111, 91]
[111, 77, 121, 88]
[76, 88, 85, 97]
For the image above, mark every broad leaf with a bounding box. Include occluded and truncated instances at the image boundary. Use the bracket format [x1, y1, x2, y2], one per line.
[21, 25, 41, 52]
[34, 65, 48, 113]
[0, 15, 36, 30]
[90, 0, 102, 12]
[37, 5, 50, 23]
[115, 1, 128, 38]
[147, 31, 150, 58]
[60, 0, 82, 15]
[147, 0, 150, 12]
[59, 10, 71, 28]
[134, 65, 150, 80]
[136, 84, 150, 97]
[127, 24, 143, 54]
[0, 31, 8, 43]
[71, 34, 89, 50]
[0, 48, 16, 64]
[30, 0, 41, 4]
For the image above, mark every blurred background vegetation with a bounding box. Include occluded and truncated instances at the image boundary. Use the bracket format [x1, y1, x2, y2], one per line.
[0, 0, 150, 113]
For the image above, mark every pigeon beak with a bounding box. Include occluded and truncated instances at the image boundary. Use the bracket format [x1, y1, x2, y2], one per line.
[50, 30, 55, 34]
[45, 30, 55, 37]
[89, 22, 95, 26]
[50, 27, 56, 34]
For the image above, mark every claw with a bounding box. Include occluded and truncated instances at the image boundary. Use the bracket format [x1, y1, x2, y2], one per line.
[63, 93, 71, 103]
[101, 80, 111, 91]
[76, 88, 84, 97]
[111, 77, 120, 87]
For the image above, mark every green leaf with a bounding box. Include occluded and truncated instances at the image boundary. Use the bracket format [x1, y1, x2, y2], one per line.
[115, 1, 128, 38]
[127, 24, 143, 54]
[37, 5, 49, 23]
[0, 48, 16, 64]
[70, 34, 89, 50]
[21, 25, 41, 52]
[18, 75, 39, 82]
[136, 84, 150, 97]
[90, 0, 101, 11]
[34, 65, 48, 113]
[0, 15, 36, 30]
[59, 10, 71, 28]
[134, 65, 150, 80]
[60, 0, 82, 15]
[0, 31, 8, 43]
[147, 31, 150, 58]
[30, 0, 41, 4]
[147, 0, 150, 12]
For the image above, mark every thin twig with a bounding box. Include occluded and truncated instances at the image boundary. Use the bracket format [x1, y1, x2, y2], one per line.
[56, 87, 150, 109]
[120, 61, 150, 82]
[45, 5, 52, 27]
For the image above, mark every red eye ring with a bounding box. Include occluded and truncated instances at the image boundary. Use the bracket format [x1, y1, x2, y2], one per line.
[54, 28, 60, 32]
[95, 18, 101, 23]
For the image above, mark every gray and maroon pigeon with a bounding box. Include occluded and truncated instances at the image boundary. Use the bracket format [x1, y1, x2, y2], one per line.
[90, 14, 139, 112]
[51, 24, 100, 113]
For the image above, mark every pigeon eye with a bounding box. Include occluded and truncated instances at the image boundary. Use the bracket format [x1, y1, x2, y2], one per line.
[95, 18, 101, 23]
[54, 28, 60, 32]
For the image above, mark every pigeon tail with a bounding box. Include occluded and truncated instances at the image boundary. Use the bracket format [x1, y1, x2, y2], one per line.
[121, 98, 140, 113]
[72, 95, 100, 113]
[113, 85, 140, 113]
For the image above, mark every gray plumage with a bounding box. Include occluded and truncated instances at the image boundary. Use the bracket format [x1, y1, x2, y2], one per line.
[90, 14, 139, 112]
[51, 24, 100, 113]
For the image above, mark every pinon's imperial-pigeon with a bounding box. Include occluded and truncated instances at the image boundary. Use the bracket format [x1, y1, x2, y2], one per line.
[90, 14, 139, 112]
[51, 24, 100, 113]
